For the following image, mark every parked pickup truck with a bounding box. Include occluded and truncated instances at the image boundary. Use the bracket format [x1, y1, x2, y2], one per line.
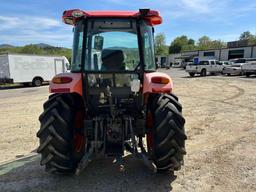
[241, 62, 256, 77]
[186, 59, 224, 77]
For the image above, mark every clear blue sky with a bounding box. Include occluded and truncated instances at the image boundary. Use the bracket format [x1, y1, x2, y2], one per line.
[0, 0, 255, 47]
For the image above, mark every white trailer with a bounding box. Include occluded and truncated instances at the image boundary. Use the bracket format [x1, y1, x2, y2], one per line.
[0, 53, 70, 86]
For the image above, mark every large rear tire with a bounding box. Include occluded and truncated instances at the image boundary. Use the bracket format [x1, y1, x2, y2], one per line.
[147, 94, 187, 172]
[37, 94, 85, 174]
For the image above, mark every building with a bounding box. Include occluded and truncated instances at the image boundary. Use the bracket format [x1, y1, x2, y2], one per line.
[158, 41, 256, 66]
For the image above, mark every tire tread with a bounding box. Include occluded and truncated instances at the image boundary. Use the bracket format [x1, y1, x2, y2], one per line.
[149, 93, 187, 172]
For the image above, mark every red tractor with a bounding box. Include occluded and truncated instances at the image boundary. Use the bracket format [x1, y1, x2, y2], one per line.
[37, 9, 186, 174]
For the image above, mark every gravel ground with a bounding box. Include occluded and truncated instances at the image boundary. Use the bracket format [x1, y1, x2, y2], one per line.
[0, 69, 256, 192]
[0, 86, 49, 162]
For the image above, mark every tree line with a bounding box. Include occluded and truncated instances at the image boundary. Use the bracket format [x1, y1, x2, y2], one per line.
[155, 31, 256, 55]
[0, 44, 72, 62]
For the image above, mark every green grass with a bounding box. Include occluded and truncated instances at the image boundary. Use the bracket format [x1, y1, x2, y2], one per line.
[0, 83, 21, 88]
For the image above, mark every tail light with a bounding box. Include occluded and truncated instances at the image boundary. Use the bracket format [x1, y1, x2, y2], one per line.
[52, 76, 73, 84]
[62, 9, 85, 25]
[139, 9, 162, 26]
[151, 76, 170, 84]
[146, 16, 162, 25]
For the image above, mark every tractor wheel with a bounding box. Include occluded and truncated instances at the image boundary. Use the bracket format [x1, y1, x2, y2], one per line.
[189, 73, 195, 77]
[37, 94, 85, 174]
[32, 77, 43, 86]
[200, 69, 207, 77]
[147, 94, 187, 172]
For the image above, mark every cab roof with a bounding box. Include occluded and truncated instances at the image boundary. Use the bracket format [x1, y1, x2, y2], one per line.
[62, 9, 162, 26]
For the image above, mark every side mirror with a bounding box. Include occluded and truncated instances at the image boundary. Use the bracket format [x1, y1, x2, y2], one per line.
[94, 36, 104, 50]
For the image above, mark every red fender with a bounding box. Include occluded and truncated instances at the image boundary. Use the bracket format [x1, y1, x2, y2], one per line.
[49, 73, 83, 96]
[143, 72, 173, 94]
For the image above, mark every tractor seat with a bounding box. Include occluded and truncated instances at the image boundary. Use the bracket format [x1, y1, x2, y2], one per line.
[101, 49, 125, 71]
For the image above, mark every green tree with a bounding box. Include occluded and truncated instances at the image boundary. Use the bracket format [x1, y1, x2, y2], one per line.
[210, 40, 226, 49]
[155, 33, 168, 55]
[240, 31, 254, 40]
[182, 44, 196, 52]
[0, 44, 72, 63]
[169, 35, 192, 53]
[197, 36, 211, 50]
[239, 31, 256, 45]
[188, 39, 195, 45]
[197, 36, 226, 50]
[182, 38, 196, 51]
[20, 45, 43, 54]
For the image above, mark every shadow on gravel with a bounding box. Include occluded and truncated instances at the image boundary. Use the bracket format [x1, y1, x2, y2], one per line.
[0, 84, 24, 90]
[181, 75, 204, 79]
[239, 76, 256, 79]
[181, 75, 234, 79]
[0, 154, 176, 192]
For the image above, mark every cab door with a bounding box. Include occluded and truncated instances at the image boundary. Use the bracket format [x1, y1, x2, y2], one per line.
[209, 61, 216, 72]
[216, 61, 224, 72]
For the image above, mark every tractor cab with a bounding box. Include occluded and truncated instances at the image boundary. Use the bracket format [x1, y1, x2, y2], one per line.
[70, 10, 158, 73]
[65, 9, 164, 118]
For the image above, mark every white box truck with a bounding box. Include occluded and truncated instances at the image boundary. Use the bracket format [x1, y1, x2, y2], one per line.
[0, 53, 70, 86]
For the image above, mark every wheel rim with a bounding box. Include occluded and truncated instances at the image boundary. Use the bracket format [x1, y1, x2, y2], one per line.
[35, 79, 41, 86]
[74, 134, 85, 153]
[73, 110, 85, 153]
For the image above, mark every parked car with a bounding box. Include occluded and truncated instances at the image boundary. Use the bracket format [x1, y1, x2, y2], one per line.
[183, 61, 193, 69]
[186, 59, 224, 77]
[223, 58, 256, 76]
[222, 63, 244, 76]
[241, 62, 256, 77]
[229, 58, 256, 65]
[220, 61, 233, 66]
[172, 61, 182, 68]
